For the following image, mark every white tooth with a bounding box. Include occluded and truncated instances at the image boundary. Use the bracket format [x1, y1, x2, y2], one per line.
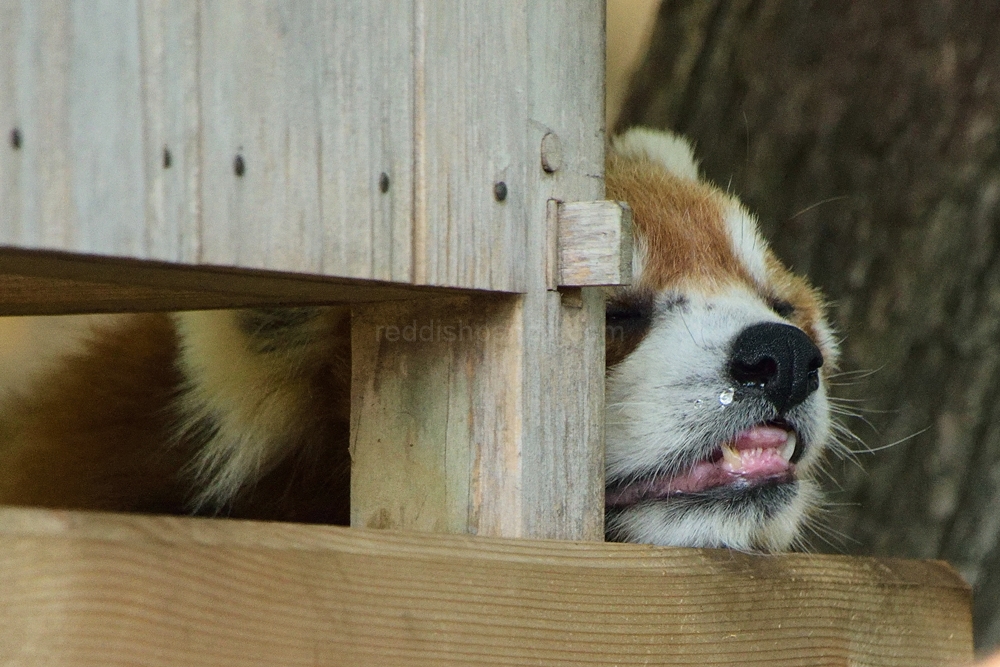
[722, 445, 742, 469]
[781, 432, 797, 462]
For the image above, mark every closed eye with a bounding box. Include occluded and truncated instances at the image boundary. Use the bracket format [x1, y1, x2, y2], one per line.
[768, 298, 795, 319]
[605, 293, 655, 362]
[606, 295, 654, 329]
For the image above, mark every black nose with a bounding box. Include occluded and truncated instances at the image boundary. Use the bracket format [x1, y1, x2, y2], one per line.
[728, 322, 823, 414]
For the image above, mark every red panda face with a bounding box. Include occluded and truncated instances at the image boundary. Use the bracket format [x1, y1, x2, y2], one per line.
[603, 129, 838, 551]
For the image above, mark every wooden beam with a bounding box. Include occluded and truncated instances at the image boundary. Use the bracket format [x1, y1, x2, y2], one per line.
[0, 247, 483, 315]
[0, 508, 974, 666]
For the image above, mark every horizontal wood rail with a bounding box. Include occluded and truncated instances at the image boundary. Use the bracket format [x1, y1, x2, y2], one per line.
[0, 247, 486, 316]
[0, 508, 973, 666]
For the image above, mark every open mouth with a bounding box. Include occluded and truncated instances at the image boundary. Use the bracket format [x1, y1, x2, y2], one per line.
[605, 422, 802, 509]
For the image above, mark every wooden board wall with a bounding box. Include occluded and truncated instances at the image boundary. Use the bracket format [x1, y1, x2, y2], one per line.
[0, 0, 570, 292]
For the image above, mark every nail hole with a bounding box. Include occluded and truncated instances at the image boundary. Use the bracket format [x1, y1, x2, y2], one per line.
[379, 172, 390, 193]
[234, 154, 245, 177]
[494, 181, 508, 202]
[163, 147, 172, 169]
[10, 128, 22, 150]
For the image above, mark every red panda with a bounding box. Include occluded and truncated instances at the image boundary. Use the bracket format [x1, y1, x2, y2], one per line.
[0, 129, 838, 551]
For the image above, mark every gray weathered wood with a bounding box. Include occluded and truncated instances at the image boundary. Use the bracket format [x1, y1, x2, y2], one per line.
[0, 1, 542, 292]
[351, 297, 523, 535]
[197, 1, 414, 282]
[0, 0, 146, 254]
[139, 0, 201, 264]
[558, 200, 633, 287]
[349, 0, 607, 540]
[413, 0, 528, 290]
[518, 0, 607, 539]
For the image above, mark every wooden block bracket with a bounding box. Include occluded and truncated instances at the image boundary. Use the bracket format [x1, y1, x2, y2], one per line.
[553, 199, 633, 288]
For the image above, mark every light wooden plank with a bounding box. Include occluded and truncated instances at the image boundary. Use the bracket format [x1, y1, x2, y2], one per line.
[516, 0, 608, 539]
[0, 0, 192, 260]
[350, 2, 608, 541]
[0, 0, 76, 249]
[0, 1, 24, 242]
[138, 0, 201, 264]
[1, 1, 566, 291]
[0, 508, 974, 666]
[351, 297, 522, 535]
[0, 0, 415, 280]
[318, 2, 413, 283]
[558, 200, 633, 287]
[197, 1, 415, 282]
[197, 1, 325, 272]
[415, 0, 529, 291]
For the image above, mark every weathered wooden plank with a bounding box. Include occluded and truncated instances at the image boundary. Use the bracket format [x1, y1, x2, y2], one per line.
[0, 0, 119, 251]
[0, 1, 614, 298]
[317, 1, 414, 283]
[351, 297, 523, 535]
[197, 1, 414, 282]
[138, 0, 201, 264]
[3, 1, 534, 290]
[558, 200, 633, 287]
[0, 0, 563, 293]
[349, 1, 608, 541]
[414, 0, 528, 291]
[197, 1, 325, 272]
[0, 508, 974, 667]
[517, 0, 608, 539]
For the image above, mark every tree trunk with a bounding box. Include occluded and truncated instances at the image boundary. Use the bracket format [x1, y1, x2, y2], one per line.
[617, 0, 1000, 652]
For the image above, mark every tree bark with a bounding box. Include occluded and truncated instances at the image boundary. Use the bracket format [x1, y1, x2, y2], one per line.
[618, 0, 1000, 652]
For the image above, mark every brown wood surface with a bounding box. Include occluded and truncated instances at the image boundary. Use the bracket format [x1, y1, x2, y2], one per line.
[0, 507, 974, 667]
[0, 247, 480, 315]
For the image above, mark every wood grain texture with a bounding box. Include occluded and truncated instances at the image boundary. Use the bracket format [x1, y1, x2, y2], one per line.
[197, 1, 413, 282]
[0, 507, 974, 667]
[138, 0, 201, 264]
[349, 1, 608, 541]
[518, 0, 607, 540]
[351, 297, 523, 535]
[413, 0, 527, 290]
[0, 1, 542, 290]
[558, 200, 634, 286]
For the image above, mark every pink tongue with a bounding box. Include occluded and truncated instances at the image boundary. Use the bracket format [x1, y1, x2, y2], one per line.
[605, 425, 795, 506]
[732, 424, 789, 452]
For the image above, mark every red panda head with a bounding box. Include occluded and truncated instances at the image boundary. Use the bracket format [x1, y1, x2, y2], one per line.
[603, 129, 838, 551]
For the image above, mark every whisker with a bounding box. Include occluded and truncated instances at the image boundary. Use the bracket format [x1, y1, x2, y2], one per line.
[789, 195, 849, 220]
[854, 426, 930, 454]
[827, 367, 884, 381]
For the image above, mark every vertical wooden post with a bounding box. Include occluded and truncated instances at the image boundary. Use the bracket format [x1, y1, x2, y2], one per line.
[350, 0, 607, 540]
